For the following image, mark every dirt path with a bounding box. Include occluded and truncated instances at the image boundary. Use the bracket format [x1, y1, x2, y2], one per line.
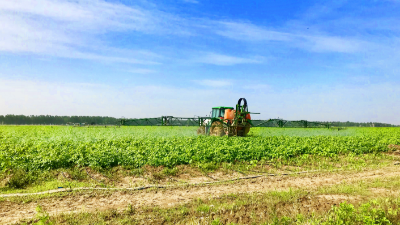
[1, 167, 400, 225]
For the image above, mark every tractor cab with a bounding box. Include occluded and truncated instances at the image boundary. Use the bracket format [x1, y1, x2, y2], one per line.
[211, 107, 234, 119]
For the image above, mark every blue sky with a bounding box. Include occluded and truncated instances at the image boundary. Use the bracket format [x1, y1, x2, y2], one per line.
[1, 0, 400, 124]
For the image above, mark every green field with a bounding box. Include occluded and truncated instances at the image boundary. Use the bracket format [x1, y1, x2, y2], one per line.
[1, 126, 399, 171]
[2, 126, 400, 224]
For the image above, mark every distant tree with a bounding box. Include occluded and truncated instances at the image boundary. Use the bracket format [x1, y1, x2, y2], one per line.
[0, 115, 119, 125]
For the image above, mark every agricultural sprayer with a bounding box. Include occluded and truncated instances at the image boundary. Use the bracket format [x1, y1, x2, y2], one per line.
[197, 98, 259, 137]
[119, 98, 330, 132]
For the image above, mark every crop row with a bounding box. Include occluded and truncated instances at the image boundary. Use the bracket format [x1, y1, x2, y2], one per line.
[1, 127, 399, 171]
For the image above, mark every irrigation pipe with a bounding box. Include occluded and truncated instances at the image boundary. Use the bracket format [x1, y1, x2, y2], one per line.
[85, 168, 101, 183]
[61, 171, 68, 180]
[0, 169, 338, 198]
[232, 169, 247, 176]
[205, 173, 218, 181]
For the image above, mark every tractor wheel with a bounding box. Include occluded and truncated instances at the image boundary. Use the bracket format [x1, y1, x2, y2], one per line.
[236, 124, 245, 136]
[244, 123, 251, 136]
[197, 126, 205, 135]
[210, 121, 225, 137]
[236, 123, 251, 137]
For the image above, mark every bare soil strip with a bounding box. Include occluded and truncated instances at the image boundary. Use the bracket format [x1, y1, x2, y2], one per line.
[1, 167, 400, 225]
[0, 170, 322, 198]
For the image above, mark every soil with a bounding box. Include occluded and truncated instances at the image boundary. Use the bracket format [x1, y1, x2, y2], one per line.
[1, 166, 400, 224]
[388, 144, 400, 152]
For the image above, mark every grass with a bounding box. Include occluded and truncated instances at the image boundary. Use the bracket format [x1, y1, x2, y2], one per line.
[14, 154, 400, 192]
[17, 178, 400, 224]
[0, 152, 396, 195]
[4, 162, 399, 224]
[318, 176, 400, 196]
[0, 167, 100, 194]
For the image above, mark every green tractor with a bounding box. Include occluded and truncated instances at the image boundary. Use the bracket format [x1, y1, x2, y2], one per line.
[197, 98, 257, 137]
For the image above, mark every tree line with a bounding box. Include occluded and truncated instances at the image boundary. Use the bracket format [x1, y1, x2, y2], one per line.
[326, 121, 397, 127]
[0, 115, 119, 125]
[0, 115, 398, 127]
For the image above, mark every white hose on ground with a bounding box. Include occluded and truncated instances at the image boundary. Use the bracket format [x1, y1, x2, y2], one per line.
[0, 169, 329, 198]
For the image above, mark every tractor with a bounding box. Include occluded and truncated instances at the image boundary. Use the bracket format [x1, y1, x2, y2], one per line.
[197, 98, 257, 137]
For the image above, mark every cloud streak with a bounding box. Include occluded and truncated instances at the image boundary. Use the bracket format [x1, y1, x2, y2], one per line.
[214, 21, 364, 53]
[0, 0, 373, 66]
[0, 0, 389, 69]
[195, 53, 262, 66]
[0, 0, 178, 64]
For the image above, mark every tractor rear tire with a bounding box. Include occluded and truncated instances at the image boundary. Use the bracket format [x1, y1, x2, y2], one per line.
[210, 121, 225, 137]
[197, 126, 206, 135]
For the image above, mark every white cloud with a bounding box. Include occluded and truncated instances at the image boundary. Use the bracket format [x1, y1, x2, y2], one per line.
[303, 35, 362, 53]
[0, 0, 182, 64]
[214, 21, 364, 53]
[0, 0, 168, 33]
[216, 21, 292, 42]
[0, 0, 378, 67]
[196, 53, 262, 66]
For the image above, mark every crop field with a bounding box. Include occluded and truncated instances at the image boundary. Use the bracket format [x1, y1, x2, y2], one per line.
[1, 126, 400, 224]
[1, 126, 398, 171]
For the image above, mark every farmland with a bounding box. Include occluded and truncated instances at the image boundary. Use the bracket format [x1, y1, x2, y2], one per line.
[1, 126, 400, 224]
[1, 126, 399, 171]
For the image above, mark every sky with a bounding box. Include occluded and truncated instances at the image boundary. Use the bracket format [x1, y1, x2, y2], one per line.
[0, 0, 400, 124]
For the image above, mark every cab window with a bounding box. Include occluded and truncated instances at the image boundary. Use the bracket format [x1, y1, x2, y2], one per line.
[212, 109, 219, 118]
[219, 108, 225, 117]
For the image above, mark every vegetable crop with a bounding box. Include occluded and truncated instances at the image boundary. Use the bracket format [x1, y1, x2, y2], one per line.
[0, 126, 399, 171]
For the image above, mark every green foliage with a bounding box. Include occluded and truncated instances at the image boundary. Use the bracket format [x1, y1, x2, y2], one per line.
[179, 206, 189, 216]
[7, 169, 32, 188]
[162, 167, 179, 176]
[323, 201, 391, 225]
[34, 204, 52, 225]
[211, 218, 223, 225]
[125, 204, 135, 215]
[270, 216, 292, 225]
[0, 126, 399, 172]
[65, 167, 87, 180]
[196, 204, 211, 213]
[129, 168, 144, 176]
[198, 162, 219, 172]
